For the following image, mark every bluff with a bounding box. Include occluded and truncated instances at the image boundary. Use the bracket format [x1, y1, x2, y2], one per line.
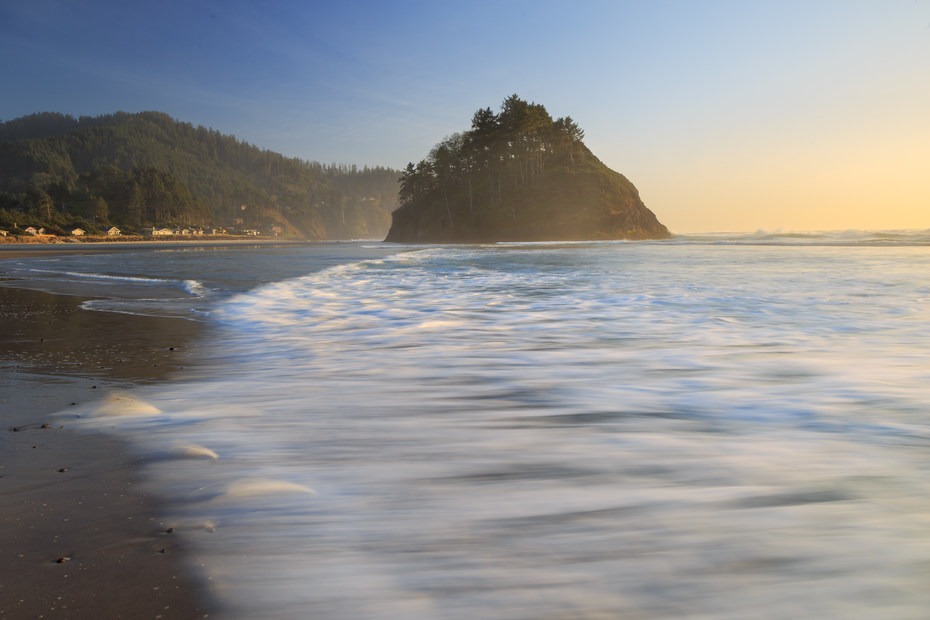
[385, 95, 669, 243]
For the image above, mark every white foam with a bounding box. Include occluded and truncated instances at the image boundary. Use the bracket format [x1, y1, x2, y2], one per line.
[182, 279, 207, 297]
[76, 241, 930, 619]
[28, 268, 172, 285]
[222, 478, 316, 499]
[173, 444, 219, 460]
[91, 393, 162, 417]
[416, 319, 465, 330]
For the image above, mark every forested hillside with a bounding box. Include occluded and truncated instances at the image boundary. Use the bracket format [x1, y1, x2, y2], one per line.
[385, 95, 669, 242]
[0, 112, 399, 239]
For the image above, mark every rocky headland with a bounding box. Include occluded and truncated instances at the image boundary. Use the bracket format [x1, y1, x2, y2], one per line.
[385, 95, 670, 243]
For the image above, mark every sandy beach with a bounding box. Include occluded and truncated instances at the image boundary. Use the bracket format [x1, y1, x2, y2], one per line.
[0, 282, 214, 617]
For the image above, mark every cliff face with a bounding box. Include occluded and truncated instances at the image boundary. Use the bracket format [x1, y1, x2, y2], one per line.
[388, 147, 667, 242]
[384, 97, 669, 243]
[386, 147, 669, 242]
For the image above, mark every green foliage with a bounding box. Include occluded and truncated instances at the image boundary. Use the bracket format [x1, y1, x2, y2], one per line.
[396, 95, 587, 214]
[390, 95, 592, 239]
[386, 95, 669, 243]
[0, 112, 400, 238]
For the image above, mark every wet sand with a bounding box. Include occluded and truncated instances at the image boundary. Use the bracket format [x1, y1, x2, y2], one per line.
[0, 285, 214, 617]
[0, 237, 310, 259]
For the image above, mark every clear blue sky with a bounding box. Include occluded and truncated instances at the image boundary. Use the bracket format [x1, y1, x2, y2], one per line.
[2, 0, 929, 232]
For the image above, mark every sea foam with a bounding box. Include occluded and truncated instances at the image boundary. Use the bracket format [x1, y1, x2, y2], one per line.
[62, 239, 930, 619]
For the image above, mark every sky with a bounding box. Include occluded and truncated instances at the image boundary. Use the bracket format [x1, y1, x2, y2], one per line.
[2, 0, 929, 233]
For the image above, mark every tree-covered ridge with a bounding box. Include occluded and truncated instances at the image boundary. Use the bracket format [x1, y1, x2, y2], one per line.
[386, 95, 669, 242]
[0, 111, 400, 239]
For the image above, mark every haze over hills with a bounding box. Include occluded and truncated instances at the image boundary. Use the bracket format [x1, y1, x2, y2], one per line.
[386, 95, 669, 243]
[0, 111, 400, 239]
[1, 102, 671, 243]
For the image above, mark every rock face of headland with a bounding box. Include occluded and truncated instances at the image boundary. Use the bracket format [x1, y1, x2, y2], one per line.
[385, 95, 670, 243]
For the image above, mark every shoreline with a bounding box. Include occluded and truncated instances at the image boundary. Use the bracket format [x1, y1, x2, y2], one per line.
[0, 234, 310, 245]
[0, 236, 324, 259]
[0, 284, 216, 616]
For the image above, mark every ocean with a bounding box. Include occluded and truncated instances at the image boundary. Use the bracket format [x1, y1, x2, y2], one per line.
[6, 232, 930, 618]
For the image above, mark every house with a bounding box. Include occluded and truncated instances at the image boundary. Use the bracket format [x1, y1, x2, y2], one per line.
[24, 226, 42, 236]
[71, 228, 86, 236]
[106, 227, 121, 236]
[149, 227, 175, 236]
[0, 230, 8, 237]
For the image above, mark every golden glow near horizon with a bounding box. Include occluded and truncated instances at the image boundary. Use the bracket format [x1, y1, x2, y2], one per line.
[591, 5, 930, 235]
[621, 92, 930, 234]
[644, 144, 930, 234]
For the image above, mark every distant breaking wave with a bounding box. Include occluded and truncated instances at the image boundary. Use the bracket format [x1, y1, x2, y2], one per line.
[27, 267, 207, 296]
[670, 229, 930, 246]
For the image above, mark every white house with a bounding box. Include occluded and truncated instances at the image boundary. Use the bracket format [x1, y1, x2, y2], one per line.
[71, 228, 86, 236]
[106, 227, 121, 236]
[0, 230, 8, 237]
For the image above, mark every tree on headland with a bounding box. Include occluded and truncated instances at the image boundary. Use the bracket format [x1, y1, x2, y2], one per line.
[554, 116, 585, 165]
[396, 95, 589, 228]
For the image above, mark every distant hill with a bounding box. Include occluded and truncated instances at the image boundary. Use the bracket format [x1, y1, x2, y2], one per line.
[385, 95, 669, 243]
[0, 111, 400, 239]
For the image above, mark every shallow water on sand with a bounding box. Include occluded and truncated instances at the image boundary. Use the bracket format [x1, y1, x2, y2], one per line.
[47, 234, 930, 618]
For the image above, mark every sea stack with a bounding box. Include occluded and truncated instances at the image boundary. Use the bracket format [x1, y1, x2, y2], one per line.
[385, 95, 670, 243]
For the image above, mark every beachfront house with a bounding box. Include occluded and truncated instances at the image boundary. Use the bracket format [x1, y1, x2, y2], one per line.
[0, 230, 8, 237]
[24, 226, 43, 236]
[71, 228, 86, 236]
[149, 227, 175, 236]
[106, 227, 121, 236]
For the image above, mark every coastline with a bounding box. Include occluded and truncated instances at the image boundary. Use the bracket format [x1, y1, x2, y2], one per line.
[0, 285, 215, 616]
[0, 236, 318, 259]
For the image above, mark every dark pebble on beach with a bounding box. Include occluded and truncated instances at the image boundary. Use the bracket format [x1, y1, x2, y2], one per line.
[58, 468, 69, 473]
